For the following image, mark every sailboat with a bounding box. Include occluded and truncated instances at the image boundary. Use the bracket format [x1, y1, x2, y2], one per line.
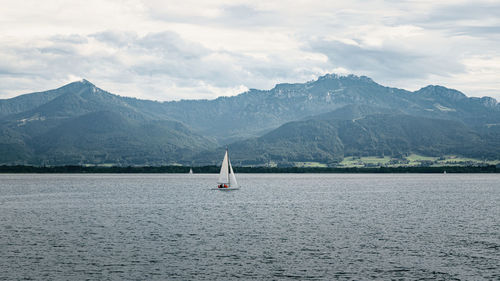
[216, 148, 239, 190]
[189, 168, 193, 174]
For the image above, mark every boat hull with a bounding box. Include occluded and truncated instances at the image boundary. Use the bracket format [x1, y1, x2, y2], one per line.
[211, 187, 240, 191]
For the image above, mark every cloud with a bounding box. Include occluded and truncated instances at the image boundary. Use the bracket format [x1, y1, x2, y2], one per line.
[50, 34, 89, 44]
[416, 2, 500, 24]
[0, 28, 328, 100]
[307, 35, 466, 81]
[147, 2, 278, 28]
[0, 0, 499, 100]
[91, 31, 138, 47]
[394, 2, 500, 40]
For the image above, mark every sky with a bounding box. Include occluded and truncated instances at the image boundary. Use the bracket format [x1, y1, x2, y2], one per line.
[0, 0, 499, 101]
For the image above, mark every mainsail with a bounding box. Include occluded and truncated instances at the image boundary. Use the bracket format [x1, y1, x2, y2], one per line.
[217, 150, 229, 184]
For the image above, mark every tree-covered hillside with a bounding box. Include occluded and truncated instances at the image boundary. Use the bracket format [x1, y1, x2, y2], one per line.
[0, 74, 498, 166]
[0, 80, 216, 165]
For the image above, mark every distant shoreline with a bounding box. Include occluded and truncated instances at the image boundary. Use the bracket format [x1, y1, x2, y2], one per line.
[0, 165, 498, 173]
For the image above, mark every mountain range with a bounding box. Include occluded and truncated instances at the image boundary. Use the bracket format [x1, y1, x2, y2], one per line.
[0, 74, 499, 166]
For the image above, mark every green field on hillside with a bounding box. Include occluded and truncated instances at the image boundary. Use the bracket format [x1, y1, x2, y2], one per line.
[338, 154, 499, 168]
[293, 162, 328, 168]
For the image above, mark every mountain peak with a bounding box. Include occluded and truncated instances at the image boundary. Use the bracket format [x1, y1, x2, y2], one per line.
[316, 73, 374, 83]
[416, 85, 467, 100]
[58, 79, 102, 94]
[74, 78, 95, 87]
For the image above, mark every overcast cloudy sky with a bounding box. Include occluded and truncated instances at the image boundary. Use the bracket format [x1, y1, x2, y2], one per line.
[1, 0, 499, 101]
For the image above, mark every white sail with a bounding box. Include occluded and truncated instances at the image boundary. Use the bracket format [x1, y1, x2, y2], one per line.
[228, 157, 238, 188]
[216, 149, 239, 189]
[217, 150, 229, 184]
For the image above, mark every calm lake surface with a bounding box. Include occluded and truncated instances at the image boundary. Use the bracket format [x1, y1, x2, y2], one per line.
[0, 174, 499, 280]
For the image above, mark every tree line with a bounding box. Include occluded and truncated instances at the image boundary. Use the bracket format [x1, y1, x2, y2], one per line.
[0, 165, 498, 173]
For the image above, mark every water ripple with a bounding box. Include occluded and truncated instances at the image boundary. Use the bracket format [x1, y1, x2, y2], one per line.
[0, 173, 499, 280]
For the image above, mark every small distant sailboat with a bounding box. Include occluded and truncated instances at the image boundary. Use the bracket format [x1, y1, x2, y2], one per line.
[216, 148, 239, 190]
[189, 168, 193, 174]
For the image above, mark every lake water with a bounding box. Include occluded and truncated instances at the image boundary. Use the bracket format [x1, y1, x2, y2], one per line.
[0, 174, 499, 280]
